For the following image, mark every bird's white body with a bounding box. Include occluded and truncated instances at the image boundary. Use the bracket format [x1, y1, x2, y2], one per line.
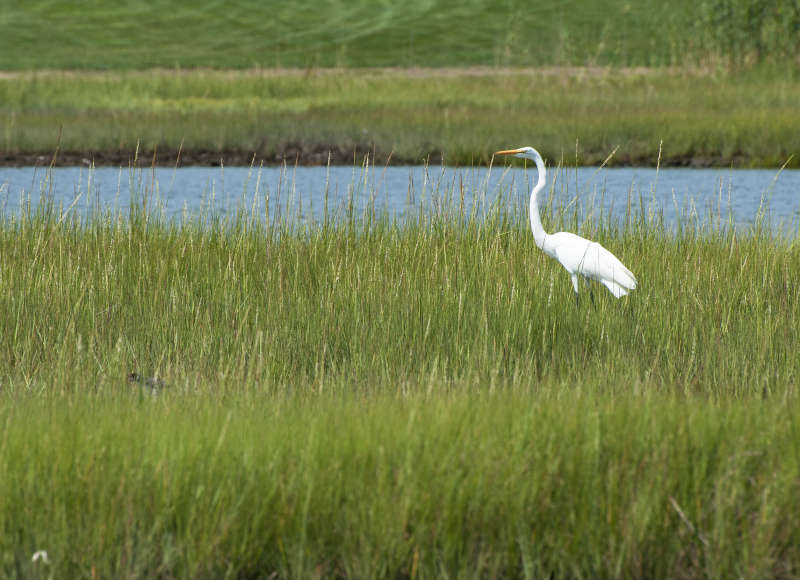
[495, 146, 637, 303]
[542, 231, 637, 298]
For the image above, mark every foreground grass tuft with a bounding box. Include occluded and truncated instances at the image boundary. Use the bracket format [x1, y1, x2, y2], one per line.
[4, 395, 800, 578]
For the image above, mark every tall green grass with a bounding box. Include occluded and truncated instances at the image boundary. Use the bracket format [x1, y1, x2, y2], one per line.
[2, 0, 798, 69]
[4, 394, 800, 578]
[1, 166, 799, 577]
[1, 164, 798, 393]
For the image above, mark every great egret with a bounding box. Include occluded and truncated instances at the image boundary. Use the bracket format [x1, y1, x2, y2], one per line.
[494, 146, 637, 306]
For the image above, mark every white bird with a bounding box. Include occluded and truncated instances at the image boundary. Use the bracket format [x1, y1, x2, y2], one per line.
[494, 146, 637, 306]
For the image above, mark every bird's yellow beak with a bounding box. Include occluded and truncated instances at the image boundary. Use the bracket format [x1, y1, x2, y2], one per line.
[494, 148, 525, 156]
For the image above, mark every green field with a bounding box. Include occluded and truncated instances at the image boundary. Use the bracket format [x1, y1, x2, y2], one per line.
[2, 0, 799, 70]
[1, 170, 799, 576]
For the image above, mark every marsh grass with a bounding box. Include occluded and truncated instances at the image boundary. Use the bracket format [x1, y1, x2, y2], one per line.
[2, 159, 798, 394]
[4, 394, 800, 578]
[2, 68, 799, 167]
[1, 164, 799, 577]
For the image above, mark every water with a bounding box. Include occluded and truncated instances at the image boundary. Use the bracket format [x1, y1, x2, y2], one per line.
[1, 164, 798, 234]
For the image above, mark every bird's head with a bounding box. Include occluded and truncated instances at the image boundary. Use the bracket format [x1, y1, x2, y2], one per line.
[494, 146, 540, 161]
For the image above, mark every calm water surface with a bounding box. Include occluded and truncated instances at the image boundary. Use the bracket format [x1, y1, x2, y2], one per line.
[1, 164, 798, 234]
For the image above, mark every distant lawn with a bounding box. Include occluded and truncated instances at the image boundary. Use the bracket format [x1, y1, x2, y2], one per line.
[2, 0, 798, 70]
[0, 0, 692, 69]
[1, 68, 799, 167]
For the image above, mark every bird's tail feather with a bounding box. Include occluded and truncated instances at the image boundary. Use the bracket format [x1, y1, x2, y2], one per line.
[611, 266, 637, 291]
[619, 266, 636, 287]
[603, 280, 630, 298]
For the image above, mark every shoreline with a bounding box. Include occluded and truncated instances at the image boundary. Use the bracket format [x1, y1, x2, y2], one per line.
[0, 148, 757, 169]
[2, 68, 797, 170]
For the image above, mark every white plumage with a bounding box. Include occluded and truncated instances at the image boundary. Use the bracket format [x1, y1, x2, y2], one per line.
[495, 146, 637, 305]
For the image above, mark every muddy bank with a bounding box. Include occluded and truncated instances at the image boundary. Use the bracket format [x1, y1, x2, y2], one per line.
[0, 144, 397, 168]
[0, 146, 755, 169]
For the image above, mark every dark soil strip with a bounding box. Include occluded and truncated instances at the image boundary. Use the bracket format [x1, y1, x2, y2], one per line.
[0, 146, 747, 168]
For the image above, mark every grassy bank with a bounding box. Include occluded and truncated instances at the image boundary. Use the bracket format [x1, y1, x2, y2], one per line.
[1, 170, 799, 577]
[2, 0, 798, 70]
[2, 68, 800, 167]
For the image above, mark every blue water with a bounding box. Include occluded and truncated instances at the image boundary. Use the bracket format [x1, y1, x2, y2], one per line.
[1, 164, 798, 234]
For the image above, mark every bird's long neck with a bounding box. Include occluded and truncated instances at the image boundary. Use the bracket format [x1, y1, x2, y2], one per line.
[528, 151, 548, 249]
